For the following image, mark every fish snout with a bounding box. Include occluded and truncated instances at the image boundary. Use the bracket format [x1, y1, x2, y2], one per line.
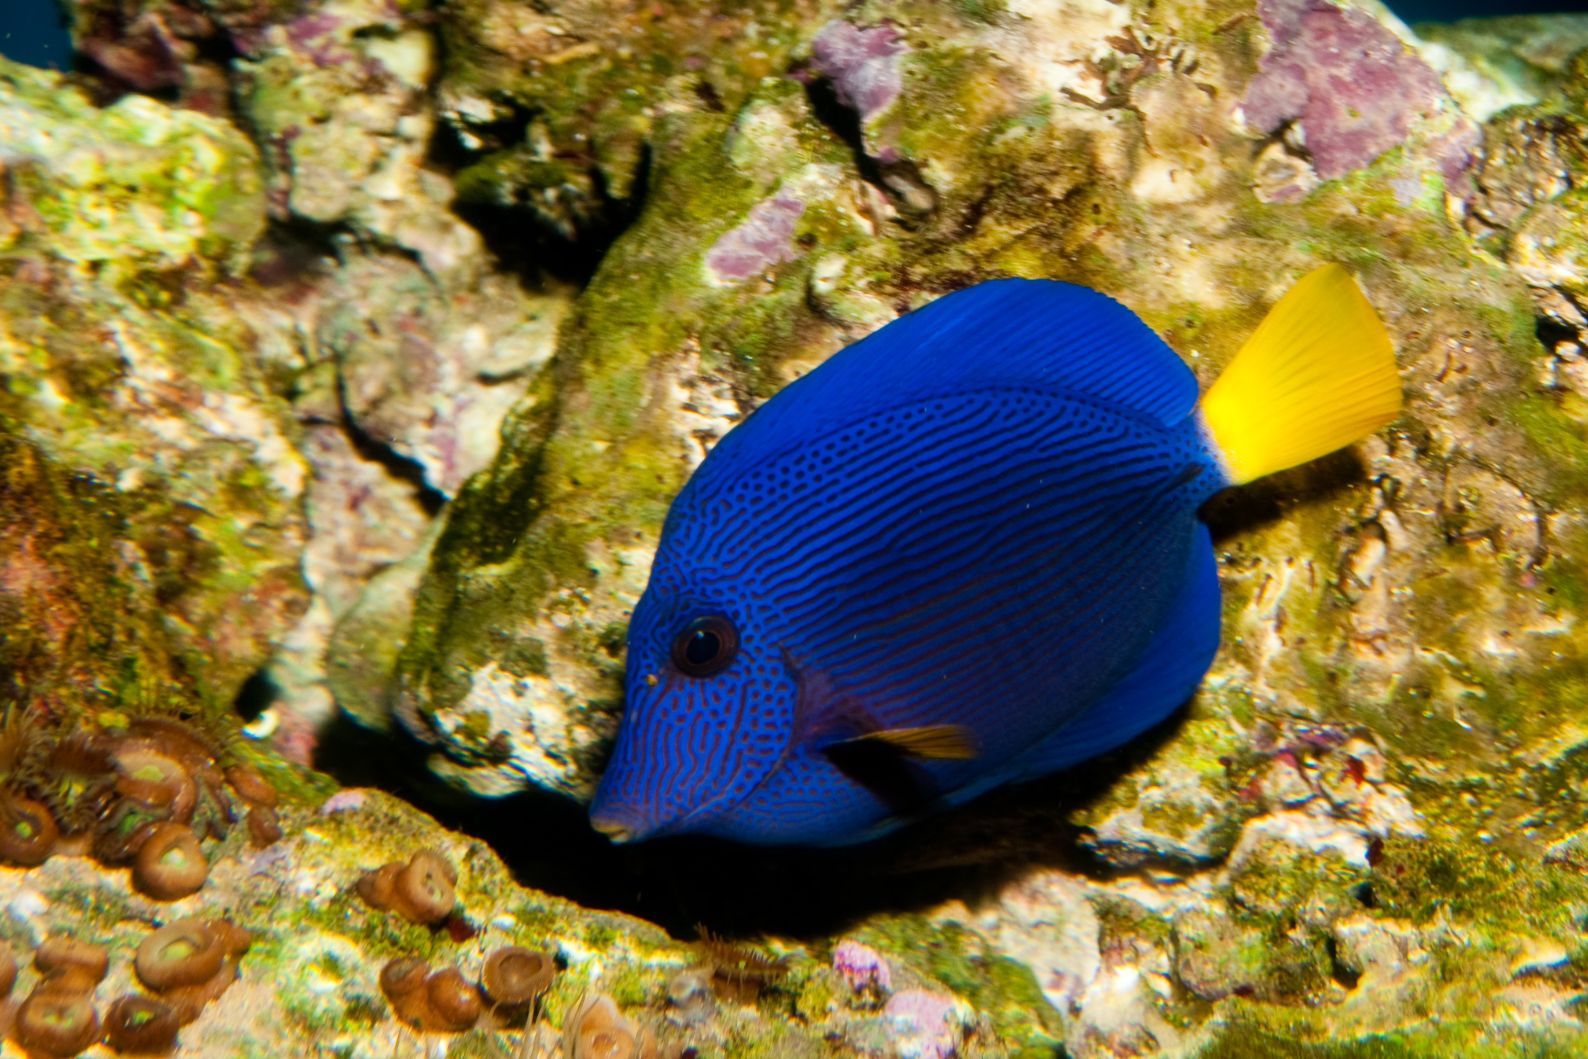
[589, 804, 646, 844]
[590, 817, 634, 844]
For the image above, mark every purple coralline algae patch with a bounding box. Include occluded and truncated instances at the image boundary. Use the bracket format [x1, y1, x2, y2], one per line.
[1241, 0, 1461, 181]
[812, 21, 904, 120]
[705, 193, 806, 282]
[883, 989, 959, 1059]
[834, 939, 893, 995]
[285, 12, 354, 67]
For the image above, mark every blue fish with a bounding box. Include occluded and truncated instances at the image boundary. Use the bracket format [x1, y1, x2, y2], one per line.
[590, 265, 1400, 846]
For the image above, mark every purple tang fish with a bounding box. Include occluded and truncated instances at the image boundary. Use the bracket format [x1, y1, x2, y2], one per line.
[590, 265, 1401, 846]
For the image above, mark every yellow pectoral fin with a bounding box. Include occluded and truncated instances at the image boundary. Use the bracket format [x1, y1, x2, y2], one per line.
[841, 724, 980, 760]
[1199, 263, 1403, 486]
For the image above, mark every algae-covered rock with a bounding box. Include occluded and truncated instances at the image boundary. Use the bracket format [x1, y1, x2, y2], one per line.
[0, 56, 304, 715]
[0, 58, 263, 276]
[372, 0, 1588, 1052]
[3, 782, 1025, 1058]
[13, 0, 1588, 1054]
[436, 0, 826, 241]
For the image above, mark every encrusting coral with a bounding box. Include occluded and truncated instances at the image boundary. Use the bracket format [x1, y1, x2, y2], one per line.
[0, 793, 59, 866]
[377, 957, 485, 1033]
[102, 994, 182, 1054]
[134, 918, 252, 1025]
[479, 945, 556, 1024]
[0, 916, 250, 1056]
[419, 967, 484, 1033]
[34, 939, 110, 992]
[356, 848, 458, 926]
[131, 822, 208, 900]
[10, 937, 110, 1057]
[0, 713, 277, 888]
[377, 957, 430, 1029]
[13, 987, 100, 1057]
[0, 712, 271, 1054]
[561, 992, 661, 1059]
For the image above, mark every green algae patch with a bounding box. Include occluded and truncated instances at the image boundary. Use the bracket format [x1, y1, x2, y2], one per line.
[1371, 828, 1588, 936]
[855, 914, 1064, 1049]
[0, 422, 301, 719]
[0, 59, 265, 282]
[0, 52, 305, 728]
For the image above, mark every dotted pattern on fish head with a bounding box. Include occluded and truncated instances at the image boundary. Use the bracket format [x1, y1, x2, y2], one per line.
[588, 533, 799, 842]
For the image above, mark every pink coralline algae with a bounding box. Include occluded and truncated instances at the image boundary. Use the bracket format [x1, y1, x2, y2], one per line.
[811, 21, 904, 121]
[319, 790, 369, 815]
[285, 12, 354, 67]
[834, 940, 892, 995]
[1241, 0, 1469, 182]
[883, 989, 959, 1059]
[705, 193, 806, 282]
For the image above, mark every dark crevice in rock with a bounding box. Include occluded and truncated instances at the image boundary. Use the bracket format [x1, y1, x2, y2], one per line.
[428, 117, 651, 289]
[1538, 312, 1581, 355]
[1326, 936, 1361, 990]
[249, 217, 342, 288]
[1353, 881, 1377, 909]
[232, 667, 280, 723]
[188, 18, 245, 70]
[429, 99, 537, 168]
[804, 75, 888, 189]
[252, 220, 446, 513]
[314, 695, 1188, 941]
[314, 711, 465, 808]
[803, 76, 937, 217]
[334, 381, 448, 517]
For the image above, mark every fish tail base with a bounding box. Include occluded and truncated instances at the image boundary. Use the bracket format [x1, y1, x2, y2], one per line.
[1197, 264, 1401, 486]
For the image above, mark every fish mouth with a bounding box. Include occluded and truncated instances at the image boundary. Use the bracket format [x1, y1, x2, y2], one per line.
[589, 805, 646, 844]
[590, 789, 735, 844]
[590, 816, 636, 844]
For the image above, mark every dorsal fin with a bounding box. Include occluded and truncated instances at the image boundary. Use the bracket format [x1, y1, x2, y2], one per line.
[867, 279, 1199, 423]
[697, 280, 1199, 481]
[740, 277, 1194, 444]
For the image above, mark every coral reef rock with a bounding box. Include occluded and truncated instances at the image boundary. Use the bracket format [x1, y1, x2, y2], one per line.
[0, 57, 305, 715]
[9, 0, 1588, 1055]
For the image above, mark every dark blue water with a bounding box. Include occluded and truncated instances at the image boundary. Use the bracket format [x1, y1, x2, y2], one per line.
[0, 0, 71, 70]
[1394, 0, 1582, 19]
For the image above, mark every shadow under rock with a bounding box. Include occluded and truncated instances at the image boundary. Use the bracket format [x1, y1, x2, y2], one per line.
[428, 115, 653, 290]
[316, 701, 1188, 942]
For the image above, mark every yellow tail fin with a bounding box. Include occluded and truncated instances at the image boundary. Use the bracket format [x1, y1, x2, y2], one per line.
[1199, 264, 1401, 486]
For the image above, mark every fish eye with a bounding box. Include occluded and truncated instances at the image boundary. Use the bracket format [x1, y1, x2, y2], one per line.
[671, 615, 738, 677]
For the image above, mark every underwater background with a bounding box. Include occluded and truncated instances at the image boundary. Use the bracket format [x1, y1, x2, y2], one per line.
[5, 0, 1588, 1056]
[4, 0, 1582, 71]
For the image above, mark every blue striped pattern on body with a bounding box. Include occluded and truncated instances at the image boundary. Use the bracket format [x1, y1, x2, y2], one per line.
[590, 279, 1231, 845]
